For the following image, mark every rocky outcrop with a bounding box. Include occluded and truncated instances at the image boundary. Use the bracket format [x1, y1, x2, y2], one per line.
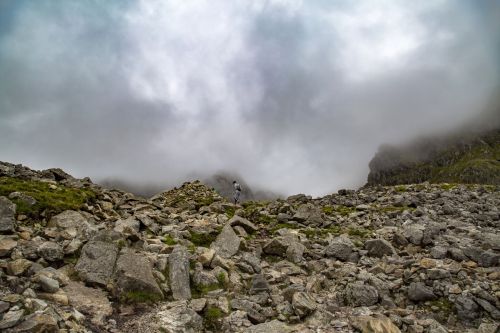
[367, 129, 500, 186]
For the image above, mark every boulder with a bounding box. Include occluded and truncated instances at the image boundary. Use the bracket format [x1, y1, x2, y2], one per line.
[7, 258, 32, 276]
[263, 238, 288, 256]
[365, 239, 396, 258]
[249, 274, 270, 294]
[169, 246, 191, 300]
[48, 210, 97, 240]
[293, 203, 323, 225]
[454, 295, 479, 321]
[37, 241, 64, 262]
[0, 309, 24, 329]
[74, 240, 119, 286]
[156, 301, 203, 333]
[292, 292, 316, 318]
[0, 196, 15, 233]
[341, 283, 379, 307]
[325, 235, 355, 261]
[9, 313, 58, 332]
[114, 250, 163, 302]
[351, 315, 401, 333]
[407, 282, 437, 302]
[246, 320, 294, 333]
[211, 224, 240, 258]
[286, 241, 305, 263]
[229, 215, 258, 233]
[0, 237, 17, 257]
[64, 281, 113, 326]
[38, 275, 60, 293]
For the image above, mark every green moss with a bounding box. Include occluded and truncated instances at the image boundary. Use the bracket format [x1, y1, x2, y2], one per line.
[270, 223, 299, 233]
[424, 298, 454, 315]
[395, 185, 407, 192]
[0, 177, 96, 219]
[189, 230, 217, 247]
[121, 291, 162, 303]
[322, 206, 334, 215]
[203, 306, 224, 330]
[302, 225, 341, 238]
[439, 183, 457, 191]
[192, 283, 221, 298]
[347, 227, 372, 239]
[187, 244, 196, 254]
[332, 205, 357, 216]
[216, 272, 228, 289]
[162, 234, 177, 246]
[225, 206, 236, 218]
[258, 214, 276, 224]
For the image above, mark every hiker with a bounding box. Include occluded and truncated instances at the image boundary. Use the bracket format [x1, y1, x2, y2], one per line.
[233, 180, 242, 204]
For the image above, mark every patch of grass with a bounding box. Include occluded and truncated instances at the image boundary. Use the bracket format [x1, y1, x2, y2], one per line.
[162, 234, 177, 246]
[376, 205, 415, 214]
[395, 185, 407, 192]
[0, 177, 96, 219]
[424, 298, 453, 316]
[192, 283, 221, 298]
[439, 183, 457, 191]
[187, 244, 196, 254]
[189, 230, 217, 247]
[333, 205, 357, 216]
[270, 223, 299, 233]
[347, 227, 372, 239]
[121, 291, 163, 303]
[216, 272, 228, 289]
[203, 306, 224, 330]
[225, 206, 236, 218]
[322, 206, 334, 215]
[258, 214, 276, 225]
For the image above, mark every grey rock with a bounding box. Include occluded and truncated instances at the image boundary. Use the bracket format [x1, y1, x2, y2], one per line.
[293, 203, 323, 225]
[0, 196, 15, 233]
[114, 216, 140, 235]
[48, 210, 97, 240]
[9, 313, 58, 332]
[0, 237, 17, 257]
[75, 240, 119, 286]
[250, 274, 270, 294]
[246, 319, 294, 333]
[286, 241, 305, 264]
[325, 235, 355, 261]
[114, 250, 163, 301]
[292, 292, 316, 318]
[263, 238, 288, 256]
[211, 224, 240, 258]
[156, 301, 203, 333]
[0, 300, 9, 313]
[8, 192, 36, 206]
[0, 309, 24, 329]
[407, 282, 436, 302]
[192, 268, 219, 289]
[38, 275, 60, 293]
[341, 283, 379, 307]
[477, 323, 499, 333]
[229, 215, 258, 233]
[448, 248, 467, 262]
[169, 245, 191, 300]
[430, 246, 448, 259]
[454, 295, 479, 321]
[427, 269, 451, 280]
[64, 281, 113, 326]
[365, 239, 396, 258]
[37, 241, 64, 262]
[474, 297, 500, 320]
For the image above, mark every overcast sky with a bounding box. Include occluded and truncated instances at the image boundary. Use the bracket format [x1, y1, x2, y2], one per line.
[1, 0, 499, 196]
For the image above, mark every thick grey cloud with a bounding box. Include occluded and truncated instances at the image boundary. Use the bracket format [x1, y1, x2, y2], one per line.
[1, 0, 498, 196]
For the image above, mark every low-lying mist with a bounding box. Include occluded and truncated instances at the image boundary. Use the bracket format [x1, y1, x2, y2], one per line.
[1, 1, 499, 196]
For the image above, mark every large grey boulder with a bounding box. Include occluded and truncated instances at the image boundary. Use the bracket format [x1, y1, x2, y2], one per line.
[169, 246, 191, 300]
[74, 240, 119, 287]
[292, 292, 316, 318]
[407, 282, 437, 302]
[8, 313, 58, 332]
[48, 210, 97, 240]
[325, 235, 355, 261]
[454, 295, 479, 321]
[246, 320, 294, 333]
[340, 283, 379, 307]
[211, 224, 240, 258]
[365, 239, 396, 258]
[0, 196, 15, 233]
[263, 238, 288, 256]
[64, 281, 113, 326]
[156, 301, 203, 333]
[229, 215, 258, 233]
[37, 241, 64, 262]
[114, 250, 163, 302]
[293, 203, 323, 226]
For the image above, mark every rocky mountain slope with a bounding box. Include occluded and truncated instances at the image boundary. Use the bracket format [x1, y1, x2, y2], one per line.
[0, 161, 499, 333]
[367, 129, 500, 186]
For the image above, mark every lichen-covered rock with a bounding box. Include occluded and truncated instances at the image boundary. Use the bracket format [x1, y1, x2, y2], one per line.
[0, 196, 15, 234]
[114, 250, 163, 302]
[211, 224, 240, 258]
[340, 283, 379, 307]
[407, 282, 437, 302]
[169, 245, 191, 300]
[365, 239, 396, 258]
[74, 240, 119, 286]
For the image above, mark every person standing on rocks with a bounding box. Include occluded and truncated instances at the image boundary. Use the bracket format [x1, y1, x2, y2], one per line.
[233, 180, 242, 204]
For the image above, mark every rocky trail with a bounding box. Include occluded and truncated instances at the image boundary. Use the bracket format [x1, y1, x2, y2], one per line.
[0, 161, 499, 333]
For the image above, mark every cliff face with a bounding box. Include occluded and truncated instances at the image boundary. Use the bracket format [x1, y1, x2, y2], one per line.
[367, 129, 500, 186]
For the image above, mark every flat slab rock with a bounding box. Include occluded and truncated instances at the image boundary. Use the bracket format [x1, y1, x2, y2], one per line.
[0, 196, 15, 233]
[211, 224, 240, 258]
[64, 281, 113, 326]
[245, 320, 295, 333]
